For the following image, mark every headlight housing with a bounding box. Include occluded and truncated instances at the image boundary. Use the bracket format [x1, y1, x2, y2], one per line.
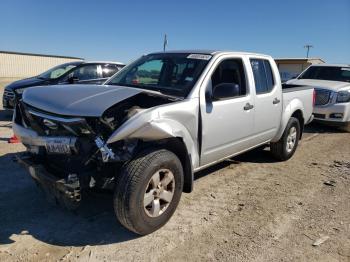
[336, 90, 350, 103]
[15, 88, 26, 94]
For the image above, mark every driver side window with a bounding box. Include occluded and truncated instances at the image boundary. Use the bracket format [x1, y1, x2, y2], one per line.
[211, 59, 247, 99]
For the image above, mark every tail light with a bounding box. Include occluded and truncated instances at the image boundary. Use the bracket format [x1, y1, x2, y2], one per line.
[312, 89, 316, 107]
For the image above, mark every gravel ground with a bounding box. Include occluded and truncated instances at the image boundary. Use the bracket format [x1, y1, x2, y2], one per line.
[0, 81, 349, 262]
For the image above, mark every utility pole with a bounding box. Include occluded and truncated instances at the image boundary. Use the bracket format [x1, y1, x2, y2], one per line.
[304, 44, 313, 58]
[163, 34, 168, 51]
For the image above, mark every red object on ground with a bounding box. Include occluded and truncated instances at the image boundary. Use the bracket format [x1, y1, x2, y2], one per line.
[8, 134, 20, 144]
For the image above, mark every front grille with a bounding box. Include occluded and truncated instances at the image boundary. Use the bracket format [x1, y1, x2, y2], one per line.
[3, 89, 15, 99]
[315, 89, 331, 106]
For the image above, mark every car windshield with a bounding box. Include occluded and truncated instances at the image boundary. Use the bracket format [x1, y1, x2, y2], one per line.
[107, 53, 212, 97]
[38, 63, 80, 80]
[298, 66, 350, 83]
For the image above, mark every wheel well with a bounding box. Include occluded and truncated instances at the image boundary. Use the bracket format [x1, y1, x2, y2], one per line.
[291, 110, 304, 139]
[139, 138, 193, 193]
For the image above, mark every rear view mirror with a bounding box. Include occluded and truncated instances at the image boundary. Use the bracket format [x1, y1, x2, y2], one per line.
[212, 83, 240, 100]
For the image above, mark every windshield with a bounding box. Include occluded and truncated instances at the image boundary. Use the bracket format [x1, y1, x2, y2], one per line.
[298, 66, 350, 83]
[107, 53, 212, 97]
[38, 63, 80, 80]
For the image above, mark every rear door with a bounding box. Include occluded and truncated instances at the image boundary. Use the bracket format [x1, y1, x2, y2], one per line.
[200, 56, 256, 166]
[249, 58, 282, 142]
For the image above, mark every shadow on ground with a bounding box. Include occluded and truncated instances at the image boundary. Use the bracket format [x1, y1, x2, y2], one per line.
[0, 152, 139, 247]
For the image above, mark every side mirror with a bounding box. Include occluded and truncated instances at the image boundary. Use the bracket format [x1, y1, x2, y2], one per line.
[69, 76, 79, 84]
[212, 83, 240, 100]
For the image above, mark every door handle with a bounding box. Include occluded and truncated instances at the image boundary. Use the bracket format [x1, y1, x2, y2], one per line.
[243, 103, 254, 111]
[273, 98, 281, 104]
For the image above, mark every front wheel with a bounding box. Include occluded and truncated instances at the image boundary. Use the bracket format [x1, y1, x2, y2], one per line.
[270, 117, 301, 161]
[113, 149, 184, 235]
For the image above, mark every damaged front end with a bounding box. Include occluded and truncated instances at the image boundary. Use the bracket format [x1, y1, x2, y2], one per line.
[13, 91, 176, 209]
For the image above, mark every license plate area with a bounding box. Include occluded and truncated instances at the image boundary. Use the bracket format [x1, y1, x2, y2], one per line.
[45, 138, 73, 154]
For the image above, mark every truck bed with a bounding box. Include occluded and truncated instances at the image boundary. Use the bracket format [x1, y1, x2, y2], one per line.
[282, 83, 313, 93]
[282, 84, 314, 125]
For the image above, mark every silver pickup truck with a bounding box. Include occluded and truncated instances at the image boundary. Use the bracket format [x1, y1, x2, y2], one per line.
[13, 50, 314, 235]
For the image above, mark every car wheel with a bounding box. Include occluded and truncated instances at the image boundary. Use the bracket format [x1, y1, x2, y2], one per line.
[114, 149, 183, 235]
[270, 117, 300, 161]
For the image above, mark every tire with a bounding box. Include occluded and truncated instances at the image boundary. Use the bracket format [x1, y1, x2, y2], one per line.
[270, 117, 300, 161]
[114, 149, 184, 235]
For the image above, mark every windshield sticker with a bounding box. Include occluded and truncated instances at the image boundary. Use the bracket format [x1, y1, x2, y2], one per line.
[187, 54, 212, 60]
[341, 68, 350, 71]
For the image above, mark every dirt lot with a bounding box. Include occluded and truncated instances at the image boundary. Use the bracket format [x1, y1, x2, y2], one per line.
[0, 81, 349, 262]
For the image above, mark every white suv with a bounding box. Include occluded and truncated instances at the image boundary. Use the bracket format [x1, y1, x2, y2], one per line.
[287, 64, 350, 131]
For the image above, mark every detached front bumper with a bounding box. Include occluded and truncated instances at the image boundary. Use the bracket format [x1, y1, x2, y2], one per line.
[17, 155, 81, 209]
[313, 102, 350, 125]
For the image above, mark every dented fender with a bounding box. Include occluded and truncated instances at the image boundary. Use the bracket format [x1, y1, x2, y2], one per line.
[106, 99, 200, 168]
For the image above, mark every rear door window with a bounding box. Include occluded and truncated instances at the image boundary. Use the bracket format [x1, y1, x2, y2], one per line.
[250, 59, 275, 94]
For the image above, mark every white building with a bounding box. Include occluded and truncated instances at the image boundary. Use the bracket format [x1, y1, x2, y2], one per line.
[275, 58, 325, 82]
[0, 50, 83, 79]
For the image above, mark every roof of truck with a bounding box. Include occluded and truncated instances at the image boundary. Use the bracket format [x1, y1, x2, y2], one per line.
[84, 61, 125, 65]
[309, 63, 350, 67]
[149, 50, 271, 57]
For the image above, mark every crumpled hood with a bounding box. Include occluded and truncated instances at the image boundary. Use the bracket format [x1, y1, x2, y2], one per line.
[22, 84, 143, 117]
[5, 77, 46, 90]
[286, 79, 350, 92]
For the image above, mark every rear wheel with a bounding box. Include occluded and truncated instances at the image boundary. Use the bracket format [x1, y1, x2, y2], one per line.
[270, 117, 300, 161]
[113, 149, 183, 235]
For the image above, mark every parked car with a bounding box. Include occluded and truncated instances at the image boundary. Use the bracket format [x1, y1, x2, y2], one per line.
[14, 50, 314, 235]
[2, 61, 125, 110]
[287, 64, 350, 131]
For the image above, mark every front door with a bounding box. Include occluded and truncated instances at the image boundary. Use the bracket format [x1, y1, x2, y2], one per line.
[200, 58, 255, 166]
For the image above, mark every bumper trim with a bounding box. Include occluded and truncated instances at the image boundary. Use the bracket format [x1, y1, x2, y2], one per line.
[313, 119, 349, 127]
[13, 123, 77, 148]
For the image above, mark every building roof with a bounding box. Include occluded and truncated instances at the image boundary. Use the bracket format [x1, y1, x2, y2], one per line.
[0, 50, 83, 60]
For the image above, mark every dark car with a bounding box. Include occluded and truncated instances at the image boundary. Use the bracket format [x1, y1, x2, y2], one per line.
[2, 61, 125, 109]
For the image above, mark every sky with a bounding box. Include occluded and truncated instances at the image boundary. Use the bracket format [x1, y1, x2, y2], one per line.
[0, 0, 349, 64]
